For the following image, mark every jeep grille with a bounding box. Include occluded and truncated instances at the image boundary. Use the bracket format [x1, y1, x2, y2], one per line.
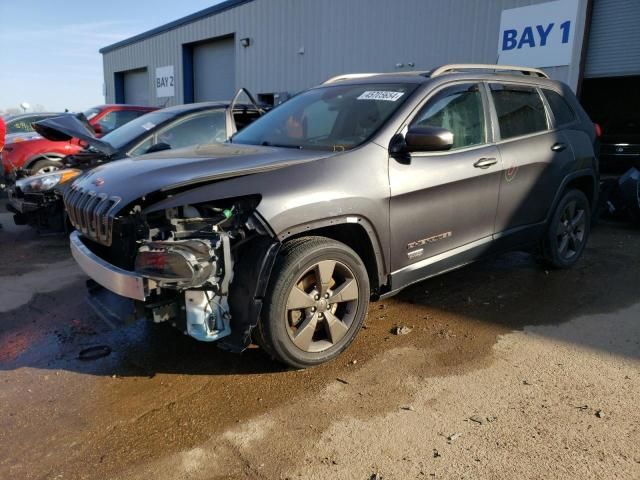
[63, 186, 121, 246]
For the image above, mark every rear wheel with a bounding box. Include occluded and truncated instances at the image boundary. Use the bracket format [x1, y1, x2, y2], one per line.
[543, 189, 591, 269]
[259, 236, 370, 368]
[29, 159, 61, 175]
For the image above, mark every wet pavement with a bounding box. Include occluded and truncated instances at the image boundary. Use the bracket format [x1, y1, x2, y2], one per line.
[0, 200, 639, 479]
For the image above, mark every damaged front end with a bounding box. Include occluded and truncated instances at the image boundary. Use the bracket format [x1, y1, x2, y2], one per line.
[67, 190, 279, 351]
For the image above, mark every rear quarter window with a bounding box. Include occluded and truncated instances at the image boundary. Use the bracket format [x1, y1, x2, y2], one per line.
[490, 84, 548, 140]
[542, 89, 576, 126]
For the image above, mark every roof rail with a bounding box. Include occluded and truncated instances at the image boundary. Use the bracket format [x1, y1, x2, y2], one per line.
[431, 64, 549, 79]
[323, 71, 433, 84]
[322, 73, 383, 84]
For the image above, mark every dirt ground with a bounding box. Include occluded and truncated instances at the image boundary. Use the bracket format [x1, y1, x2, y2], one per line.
[0, 200, 638, 480]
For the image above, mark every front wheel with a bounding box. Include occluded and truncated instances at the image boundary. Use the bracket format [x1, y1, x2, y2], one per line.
[542, 189, 591, 269]
[258, 236, 370, 368]
[29, 159, 61, 175]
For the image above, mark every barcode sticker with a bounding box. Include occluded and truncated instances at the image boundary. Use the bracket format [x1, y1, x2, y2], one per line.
[357, 91, 405, 102]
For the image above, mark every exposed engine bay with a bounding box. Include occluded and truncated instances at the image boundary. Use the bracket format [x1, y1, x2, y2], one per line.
[118, 197, 269, 344]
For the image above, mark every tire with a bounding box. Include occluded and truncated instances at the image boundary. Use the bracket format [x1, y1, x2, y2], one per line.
[542, 189, 591, 269]
[29, 159, 61, 175]
[258, 236, 370, 368]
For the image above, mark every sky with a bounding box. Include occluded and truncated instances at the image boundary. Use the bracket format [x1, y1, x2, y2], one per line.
[0, 0, 223, 112]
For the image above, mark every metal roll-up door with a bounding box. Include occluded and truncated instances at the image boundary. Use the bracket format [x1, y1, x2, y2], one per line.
[585, 0, 640, 78]
[193, 36, 236, 102]
[123, 68, 149, 105]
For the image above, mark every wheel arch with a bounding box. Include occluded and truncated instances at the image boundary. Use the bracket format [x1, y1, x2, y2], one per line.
[24, 153, 65, 170]
[547, 170, 598, 222]
[278, 216, 387, 296]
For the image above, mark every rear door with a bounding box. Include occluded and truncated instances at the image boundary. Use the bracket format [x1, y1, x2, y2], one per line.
[490, 83, 575, 237]
[389, 82, 501, 276]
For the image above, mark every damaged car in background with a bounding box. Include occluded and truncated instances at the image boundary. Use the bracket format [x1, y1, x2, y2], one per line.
[1, 104, 155, 178]
[6, 90, 265, 232]
[64, 64, 599, 368]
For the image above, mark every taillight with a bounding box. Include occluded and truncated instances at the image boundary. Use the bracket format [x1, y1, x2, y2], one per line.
[594, 123, 602, 138]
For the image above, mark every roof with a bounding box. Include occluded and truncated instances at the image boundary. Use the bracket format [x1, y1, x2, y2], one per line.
[99, 0, 255, 54]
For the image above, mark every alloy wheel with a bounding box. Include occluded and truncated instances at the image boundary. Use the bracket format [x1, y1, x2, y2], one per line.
[285, 260, 359, 353]
[556, 200, 586, 260]
[34, 165, 59, 175]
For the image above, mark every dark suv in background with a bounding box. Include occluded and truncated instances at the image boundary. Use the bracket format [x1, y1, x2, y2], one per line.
[63, 64, 598, 368]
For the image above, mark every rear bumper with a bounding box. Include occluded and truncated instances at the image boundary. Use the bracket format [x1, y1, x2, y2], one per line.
[70, 231, 151, 301]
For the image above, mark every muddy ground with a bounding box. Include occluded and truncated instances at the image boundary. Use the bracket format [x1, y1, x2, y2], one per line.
[0, 201, 638, 479]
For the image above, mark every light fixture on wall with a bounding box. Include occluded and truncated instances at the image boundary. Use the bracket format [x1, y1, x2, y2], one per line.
[240, 37, 252, 48]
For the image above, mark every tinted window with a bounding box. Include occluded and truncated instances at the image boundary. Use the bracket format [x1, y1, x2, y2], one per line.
[411, 83, 486, 150]
[97, 110, 147, 134]
[157, 111, 226, 149]
[233, 83, 419, 151]
[543, 89, 575, 126]
[490, 84, 548, 140]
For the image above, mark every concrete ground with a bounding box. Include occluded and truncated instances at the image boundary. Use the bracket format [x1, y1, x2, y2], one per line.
[0, 201, 638, 480]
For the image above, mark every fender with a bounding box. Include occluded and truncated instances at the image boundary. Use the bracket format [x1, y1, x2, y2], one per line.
[277, 214, 388, 289]
[545, 169, 598, 223]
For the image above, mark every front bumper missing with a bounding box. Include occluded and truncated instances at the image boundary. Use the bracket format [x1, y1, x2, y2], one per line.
[70, 231, 152, 301]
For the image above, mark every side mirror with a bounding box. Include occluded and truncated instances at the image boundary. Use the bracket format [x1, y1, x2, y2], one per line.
[145, 142, 171, 154]
[92, 124, 103, 135]
[405, 126, 454, 152]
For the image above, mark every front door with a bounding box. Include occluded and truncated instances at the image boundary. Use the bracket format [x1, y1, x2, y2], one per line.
[389, 82, 501, 284]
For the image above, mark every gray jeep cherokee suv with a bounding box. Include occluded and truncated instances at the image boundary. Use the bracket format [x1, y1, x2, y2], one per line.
[64, 64, 598, 368]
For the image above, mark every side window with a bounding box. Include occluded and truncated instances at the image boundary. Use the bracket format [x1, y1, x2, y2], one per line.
[129, 137, 153, 157]
[9, 117, 37, 133]
[490, 84, 548, 140]
[233, 110, 262, 131]
[411, 83, 486, 150]
[97, 110, 146, 134]
[156, 111, 226, 150]
[542, 89, 576, 127]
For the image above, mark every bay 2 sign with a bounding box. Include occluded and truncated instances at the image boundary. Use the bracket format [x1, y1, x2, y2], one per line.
[498, 0, 581, 68]
[155, 65, 175, 98]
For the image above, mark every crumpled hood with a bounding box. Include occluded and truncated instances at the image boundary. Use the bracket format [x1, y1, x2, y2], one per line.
[70, 142, 334, 206]
[33, 114, 117, 155]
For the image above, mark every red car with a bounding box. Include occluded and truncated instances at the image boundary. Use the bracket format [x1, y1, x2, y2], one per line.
[1, 104, 156, 177]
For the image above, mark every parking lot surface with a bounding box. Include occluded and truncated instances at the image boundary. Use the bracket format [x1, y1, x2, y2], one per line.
[0, 201, 638, 479]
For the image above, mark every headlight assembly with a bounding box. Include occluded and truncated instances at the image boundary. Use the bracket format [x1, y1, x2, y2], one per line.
[15, 168, 82, 193]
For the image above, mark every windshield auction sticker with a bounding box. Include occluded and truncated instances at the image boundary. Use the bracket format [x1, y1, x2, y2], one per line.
[357, 91, 405, 102]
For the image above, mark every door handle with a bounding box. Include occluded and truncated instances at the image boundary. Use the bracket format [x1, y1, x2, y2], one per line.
[473, 157, 498, 169]
[551, 142, 567, 152]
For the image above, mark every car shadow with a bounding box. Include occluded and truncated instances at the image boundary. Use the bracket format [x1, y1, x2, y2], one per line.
[0, 220, 638, 378]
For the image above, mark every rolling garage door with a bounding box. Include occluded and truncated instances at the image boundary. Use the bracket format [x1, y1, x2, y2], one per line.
[193, 36, 236, 102]
[123, 68, 149, 105]
[585, 0, 640, 77]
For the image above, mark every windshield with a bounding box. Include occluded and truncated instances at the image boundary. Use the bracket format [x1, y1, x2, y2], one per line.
[100, 111, 175, 150]
[232, 83, 418, 151]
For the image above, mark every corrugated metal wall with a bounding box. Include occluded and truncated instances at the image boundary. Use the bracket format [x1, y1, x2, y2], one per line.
[584, 0, 640, 78]
[102, 0, 589, 106]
